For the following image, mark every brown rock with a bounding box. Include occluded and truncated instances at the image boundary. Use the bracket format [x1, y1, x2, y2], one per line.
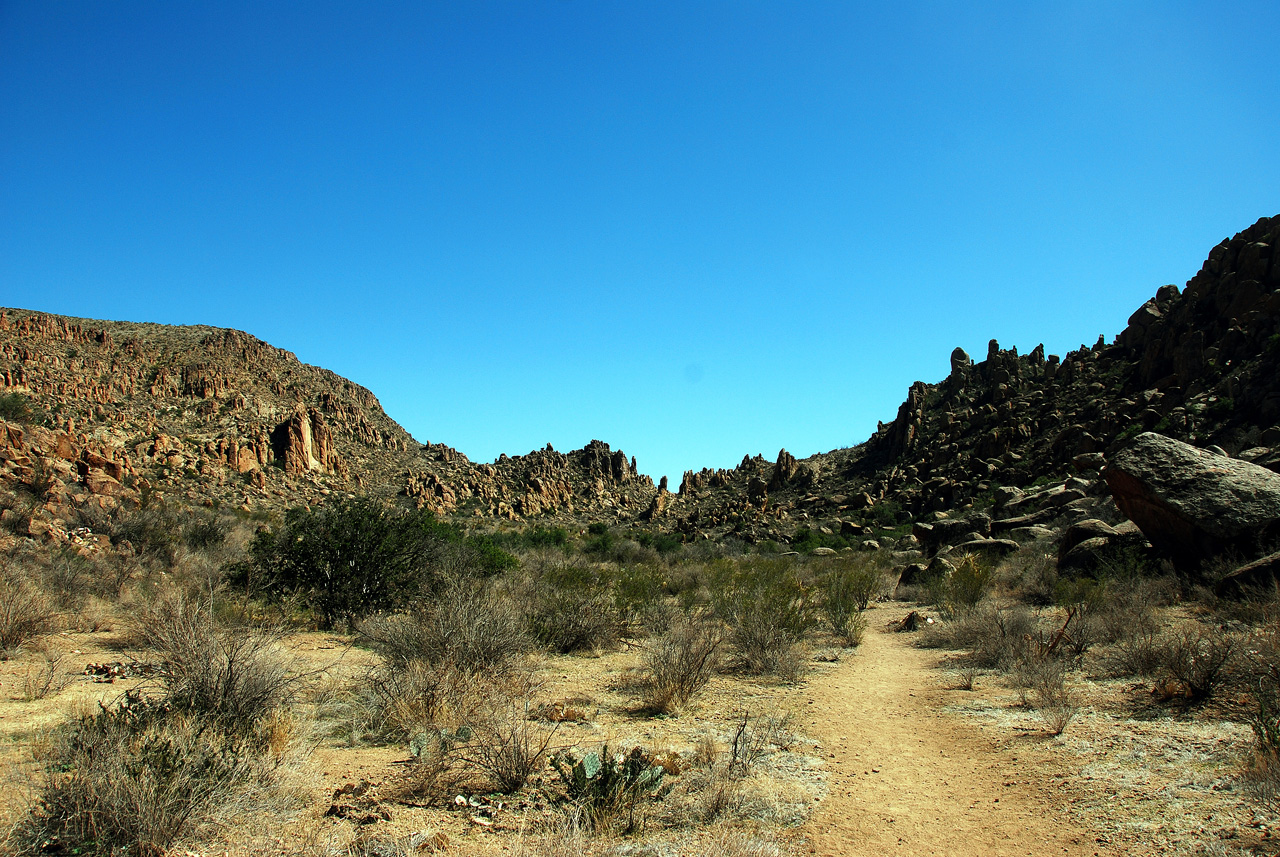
[83, 468, 120, 496]
[768, 449, 800, 491]
[1215, 551, 1280, 598]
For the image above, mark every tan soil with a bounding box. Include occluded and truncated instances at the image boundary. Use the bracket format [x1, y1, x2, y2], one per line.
[796, 615, 1115, 857]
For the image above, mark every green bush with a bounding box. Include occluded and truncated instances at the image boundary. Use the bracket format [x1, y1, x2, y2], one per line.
[228, 496, 491, 630]
[520, 560, 625, 653]
[710, 558, 815, 678]
[930, 554, 992, 618]
[822, 556, 885, 645]
[0, 391, 32, 423]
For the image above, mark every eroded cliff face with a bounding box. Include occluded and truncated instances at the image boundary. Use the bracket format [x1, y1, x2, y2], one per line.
[0, 310, 660, 544]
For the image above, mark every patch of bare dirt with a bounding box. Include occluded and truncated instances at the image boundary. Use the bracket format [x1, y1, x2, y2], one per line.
[794, 607, 1117, 857]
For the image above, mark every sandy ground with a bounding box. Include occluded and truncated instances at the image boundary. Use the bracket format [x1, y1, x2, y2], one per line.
[3, 610, 1275, 856]
[795, 616, 1115, 857]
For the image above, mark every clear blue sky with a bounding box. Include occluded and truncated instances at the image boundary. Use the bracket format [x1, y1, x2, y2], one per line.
[2, 2, 1277, 484]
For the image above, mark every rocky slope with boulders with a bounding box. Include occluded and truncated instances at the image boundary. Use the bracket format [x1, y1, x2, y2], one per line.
[0, 310, 657, 548]
[2, 215, 1279, 587]
[645, 214, 1280, 585]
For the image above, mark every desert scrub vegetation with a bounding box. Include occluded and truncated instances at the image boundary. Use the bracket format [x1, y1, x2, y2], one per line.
[524, 557, 626, 653]
[818, 553, 887, 646]
[638, 612, 724, 713]
[9, 597, 306, 857]
[0, 563, 58, 656]
[228, 496, 514, 630]
[709, 558, 816, 680]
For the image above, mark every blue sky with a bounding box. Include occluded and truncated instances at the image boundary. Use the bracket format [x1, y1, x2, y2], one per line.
[2, 2, 1277, 484]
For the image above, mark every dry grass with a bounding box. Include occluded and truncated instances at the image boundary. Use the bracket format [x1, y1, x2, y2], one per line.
[0, 568, 57, 656]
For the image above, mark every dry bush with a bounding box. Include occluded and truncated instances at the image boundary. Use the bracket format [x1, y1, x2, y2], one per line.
[919, 602, 1037, 669]
[1226, 622, 1280, 808]
[20, 655, 69, 701]
[347, 658, 488, 744]
[1241, 750, 1280, 811]
[0, 566, 57, 655]
[11, 697, 299, 857]
[1104, 629, 1168, 678]
[726, 709, 794, 779]
[352, 581, 534, 745]
[525, 561, 626, 654]
[639, 614, 724, 713]
[1011, 655, 1077, 733]
[361, 578, 530, 674]
[136, 595, 298, 733]
[931, 554, 993, 618]
[461, 678, 562, 793]
[1154, 624, 1239, 704]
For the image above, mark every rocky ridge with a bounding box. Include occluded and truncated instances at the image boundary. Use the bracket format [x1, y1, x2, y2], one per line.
[0, 311, 656, 544]
[2, 215, 1279, 579]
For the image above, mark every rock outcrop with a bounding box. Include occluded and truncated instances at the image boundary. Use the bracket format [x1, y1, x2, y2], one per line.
[1104, 432, 1280, 569]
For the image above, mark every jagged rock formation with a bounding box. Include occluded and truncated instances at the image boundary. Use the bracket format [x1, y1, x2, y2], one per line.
[0, 311, 658, 544]
[634, 215, 1280, 555]
[2, 214, 1278, 571]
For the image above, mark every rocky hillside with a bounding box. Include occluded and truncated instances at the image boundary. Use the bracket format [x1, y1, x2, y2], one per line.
[650, 214, 1280, 548]
[0, 311, 656, 543]
[2, 215, 1278, 572]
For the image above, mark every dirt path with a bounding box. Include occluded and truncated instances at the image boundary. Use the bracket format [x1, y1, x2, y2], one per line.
[797, 617, 1116, 857]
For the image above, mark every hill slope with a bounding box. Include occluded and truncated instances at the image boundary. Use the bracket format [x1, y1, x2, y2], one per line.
[1, 214, 1276, 551]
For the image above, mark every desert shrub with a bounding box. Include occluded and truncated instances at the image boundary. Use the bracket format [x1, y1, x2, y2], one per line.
[527, 562, 624, 653]
[639, 614, 724, 713]
[13, 696, 293, 857]
[105, 504, 183, 565]
[0, 566, 57, 654]
[0, 391, 32, 422]
[1228, 623, 1280, 808]
[919, 602, 1037, 669]
[361, 578, 530, 675]
[1104, 629, 1168, 678]
[348, 659, 481, 743]
[936, 554, 993, 618]
[229, 497, 497, 630]
[789, 526, 850, 554]
[180, 510, 230, 551]
[725, 709, 794, 778]
[1154, 624, 1239, 703]
[710, 558, 815, 678]
[136, 596, 296, 733]
[822, 557, 883, 645]
[612, 563, 671, 632]
[21, 655, 69, 701]
[634, 530, 683, 555]
[461, 686, 562, 793]
[1010, 646, 1077, 734]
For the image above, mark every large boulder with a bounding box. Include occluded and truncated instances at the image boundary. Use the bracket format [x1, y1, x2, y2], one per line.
[1104, 432, 1280, 569]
